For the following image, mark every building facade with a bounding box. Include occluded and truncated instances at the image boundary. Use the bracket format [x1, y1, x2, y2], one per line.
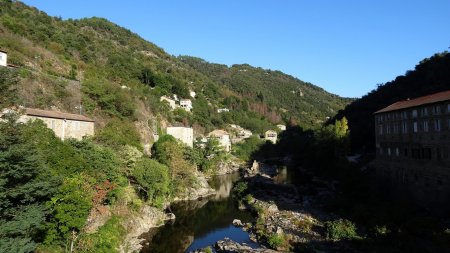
[374, 90, 450, 212]
[1, 107, 95, 140]
[0, 49, 7, 67]
[167, 126, 194, 147]
[179, 99, 193, 112]
[208, 129, 231, 152]
[265, 130, 278, 144]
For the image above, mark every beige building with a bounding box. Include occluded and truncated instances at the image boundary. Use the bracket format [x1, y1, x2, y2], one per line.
[0, 49, 7, 67]
[374, 90, 450, 213]
[1, 107, 95, 140]
[167, 126, 194, 147]
[208, 129, 231, 152]
[265, 130, 278, 144]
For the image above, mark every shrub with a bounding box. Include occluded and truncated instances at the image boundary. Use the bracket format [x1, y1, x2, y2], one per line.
[324, 219, 359, 240]
[131, 158, 171, 205]
[232, 181, 248, 199]
[267, 233, 285, 249]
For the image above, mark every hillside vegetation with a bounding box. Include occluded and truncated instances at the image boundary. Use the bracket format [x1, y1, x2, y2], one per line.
[334, 52, 450, 152]
[0, 0, 349, 141]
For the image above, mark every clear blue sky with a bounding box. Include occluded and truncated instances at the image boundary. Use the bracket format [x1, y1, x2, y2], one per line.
[22, 0, 450, 98]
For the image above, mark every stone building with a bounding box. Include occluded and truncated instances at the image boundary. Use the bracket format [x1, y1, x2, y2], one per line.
[0, 49, 7, 67]
[265, 130, 278, 144]
[166, 126, 194, 147]
[208, 129, 231, 152]
[373, 90, 450, 213]
[1, 107, 95, 140]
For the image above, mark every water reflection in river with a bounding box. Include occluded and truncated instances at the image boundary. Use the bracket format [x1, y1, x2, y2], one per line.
[140, 172, 258, 253]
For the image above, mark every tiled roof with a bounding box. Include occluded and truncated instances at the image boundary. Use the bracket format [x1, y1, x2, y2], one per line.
[375, 90, 450, 114]
[25, 108, 95, 122]
[0, 49, 7, 53]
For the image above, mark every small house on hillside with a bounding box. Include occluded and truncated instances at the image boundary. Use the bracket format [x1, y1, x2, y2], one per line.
[208, 129, 231, 152]
[0, 49, 7, 67]
[180, 99, 193, 112]
[217, 108, 230, 113]
[265, 130, 277, 144]
[166, 126, 194, 147]
[1, 107, 95, 140]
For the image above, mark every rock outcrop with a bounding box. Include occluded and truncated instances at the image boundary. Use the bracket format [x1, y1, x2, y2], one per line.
[120, 206, 175, 253]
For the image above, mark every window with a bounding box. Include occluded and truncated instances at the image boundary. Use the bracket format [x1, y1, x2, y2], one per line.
[386, 124, 391, 134]
[413, 122, 418, 133]
[433, 105, 441, 115]
[379, 147, 383, 155]
[395, 148, 399, 157]
[51, 120, 55, 130]
[434, 119, 441, 132]
[378, 124, 383, 135]
[387, 147, 391, 156]
[421, 108, 428, 117]
[402, 122, 408, 134]
[412, 109, 418, 118]
[402, 111, 408, 119]
[423, 121, 429, 132]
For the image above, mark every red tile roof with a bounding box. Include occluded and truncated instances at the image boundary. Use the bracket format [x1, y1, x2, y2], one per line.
[375, 90, 450, 114]
[25, 108, 95, 122]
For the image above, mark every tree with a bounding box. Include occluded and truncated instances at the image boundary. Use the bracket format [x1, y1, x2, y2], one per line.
[0, 115, 58, 253]
[132, 158, 171, 206]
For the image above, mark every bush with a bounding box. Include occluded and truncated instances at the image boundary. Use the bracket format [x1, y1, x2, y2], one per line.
[233, 181, 248, 199]
[324, 219, 359, 240]
[132, 158, 171, 206]
[267, 233, 285, 249]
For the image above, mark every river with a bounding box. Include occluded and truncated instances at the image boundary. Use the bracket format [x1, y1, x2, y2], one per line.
[140, 172, 259, 253]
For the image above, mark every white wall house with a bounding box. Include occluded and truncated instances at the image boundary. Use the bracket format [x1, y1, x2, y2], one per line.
[1, 107, 95, 140]
[167, 126, 194, 147]
[180, 99, 193, 112]
[208, 129, 231, 152]
[0, 49, 7, 67]
[265, 130, 278, 144]
[160, 96, 177, 110]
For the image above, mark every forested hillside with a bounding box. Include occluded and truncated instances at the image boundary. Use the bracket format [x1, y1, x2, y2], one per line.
[180, 56, 352, 129]
[334, 52, 450, 152]
[0, 0, 350, 141]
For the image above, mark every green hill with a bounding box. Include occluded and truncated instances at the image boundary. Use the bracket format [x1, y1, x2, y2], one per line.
[0, 0, 350, 147]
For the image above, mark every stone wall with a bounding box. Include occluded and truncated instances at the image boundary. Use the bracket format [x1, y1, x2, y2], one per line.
[21, 115, 94, 140]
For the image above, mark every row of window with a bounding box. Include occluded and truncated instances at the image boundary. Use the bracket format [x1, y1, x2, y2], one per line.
[378, 146, 443, 160]
[50, 119, 83, 131]
[378, 118, 450, 135]
[376, 104, 450, 123]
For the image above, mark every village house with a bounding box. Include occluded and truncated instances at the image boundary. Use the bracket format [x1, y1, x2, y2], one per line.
[229, 124, 252, 144]
[208, 129, 231, 152]
[160, 96, 177, 110]
[179, 99, 193, 112]
[166, 126, 194, 147]
[265, 130, 278, 144]
[1, 107, 95, 140]
[277, 124, 286, 131]
[373, 90, 450, 213]
[0, 49, 7, 67]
